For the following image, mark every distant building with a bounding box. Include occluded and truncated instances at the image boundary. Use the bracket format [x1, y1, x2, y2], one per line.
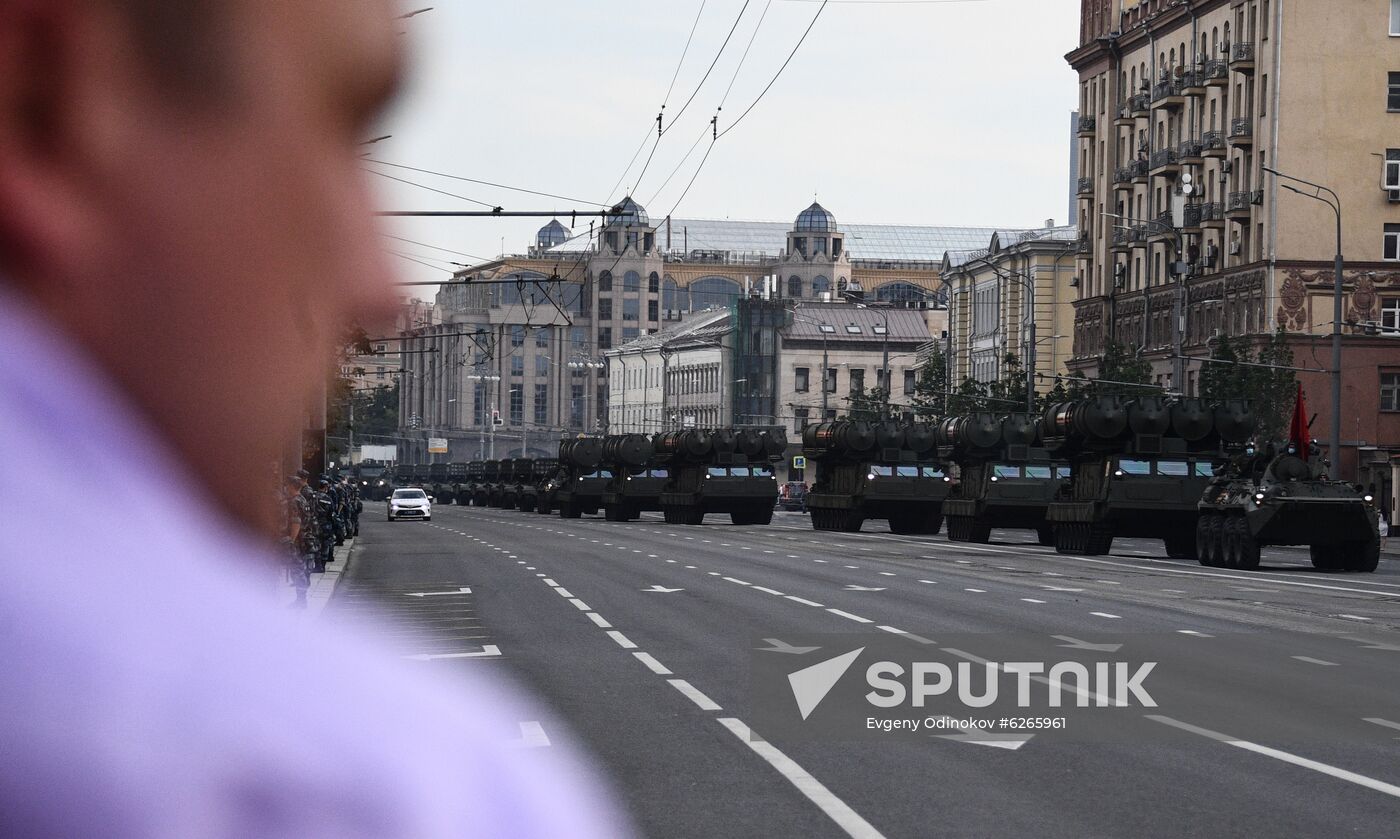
[396, 201, 998, 461]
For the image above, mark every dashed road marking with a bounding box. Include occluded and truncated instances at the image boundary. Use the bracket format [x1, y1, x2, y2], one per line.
[633, 652, 672, 675]
[785, 596, 824, 607]
[827, 608, 874, 624]
[1292, 656, 1338, 666]
[668, 679, 722, 711]
[586, 612, 612, 628]
[1021, 598, 1046, 604]
[605, 630, 637, 649]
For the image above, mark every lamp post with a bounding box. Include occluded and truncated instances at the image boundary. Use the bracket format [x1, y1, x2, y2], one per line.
[970, 257, 1039, 414]
[1263, 165, 1343, 480]
[466, 373, 501, 459]
[788, 308, 834, 419]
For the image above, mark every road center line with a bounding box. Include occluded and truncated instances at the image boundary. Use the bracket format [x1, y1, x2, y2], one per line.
[605, 630, 637, 649]
[668, 679, 722, 711]
[585, 612, 612, 628]
[633, 651, 672, 675]
[827, 608, 874, 624]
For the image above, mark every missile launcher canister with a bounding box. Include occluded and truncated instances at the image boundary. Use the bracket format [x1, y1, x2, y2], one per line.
[463, 460, 487, 506]
[654, 427, 782, 526]
[601, 435, 666, 522]
[802, 420, 949, 534]
[1044, 396, 1254, 558]
[941, 413, 1069, 545]
[551, 439, 611, 519]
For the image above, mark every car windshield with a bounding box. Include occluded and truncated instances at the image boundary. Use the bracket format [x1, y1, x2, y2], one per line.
[869, 465, 895, 477]
[993, 464, 1021, 478]
[1023, 465, 1053, 479]
[895, 466, 920, 477]
[392, 489, 426, 499]
[708, 467, 727, 477]
[1194, 462, 1216, 477]
[1157, 460, 1189, 476]
[1118, 460, 1152, 475]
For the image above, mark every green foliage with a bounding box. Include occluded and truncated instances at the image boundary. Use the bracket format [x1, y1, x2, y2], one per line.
[1197, 329, 1299, 444]
[1094, 341, 1156, 398]
[910, 346, 950, 418]
[842, 386, 889, 423]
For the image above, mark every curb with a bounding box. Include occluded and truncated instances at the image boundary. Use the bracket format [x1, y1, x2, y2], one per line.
[286, 536, 356, 617]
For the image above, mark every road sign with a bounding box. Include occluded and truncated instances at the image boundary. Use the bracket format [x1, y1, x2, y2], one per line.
[792, 455, 807, 469]
[428, 437, 448, 453]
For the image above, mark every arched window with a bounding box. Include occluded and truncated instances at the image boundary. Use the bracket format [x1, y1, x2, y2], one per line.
[787, 276, 803, 298]
[811, 276, 831, 298]
[874, 282, 928, 304]
[598, 270, 613, 292]
[648, 272, 659, 293]
[688, 276, 742, 311]
[623, 271, 640, 293]
[662, 276, 679, 311]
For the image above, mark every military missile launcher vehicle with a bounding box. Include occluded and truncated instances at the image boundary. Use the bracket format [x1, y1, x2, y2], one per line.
[473, 460, 501, 507]
[515, 457, 556, 513]
[939, 413, 1069, 545]
[1042, 396, 1252, 557]
[438, 461, 468, 505]
[495, 458, 531, 509]
[600, 434, 666, 522]
[801, 420, 948, 533]
[457, 461, 485, 505]
[427, 463, 452, 503]
[550, 439, 609, 519]
[653, 428, 784, 525]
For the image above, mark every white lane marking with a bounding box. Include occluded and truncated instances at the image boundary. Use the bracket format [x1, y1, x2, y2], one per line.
[555, 588, 575, 598]
[668, 679, 722, 711]
[878, 572, 897, 577]
[685, 565, 697, 569]
[1055, 555, 1400, 598]
[1021, 598, 1047, 604]
[717, 718, 887, 839]
[752, 586, 785, 596]
[514, 721, 551, 748]
[1162, 589, 1187, 594]
[404, 644, 502, 661]
[786, 596, 825, 608]
[708, 571, 722, 576]
[877, 625, 908, 635]
[403, 587, 473, 597]
[918, 579, 938, 585]
[1095, 580, 1121, 585]
[1335, 614, 1371, 621]
[543, 578, 559, 587]
[648, 554, 659, 558]
[568, 598, 591, 611]
[843, 565, 859, 569]
[1292, 656, 1339, 666]
[1147, 715, 1400, 800]
[1177, 630, 1213, 637]
[536, 573, 547, 578]
[723, 577, 753, 586]
[827, 608, 874, 624]
[1090, 612, 1121, 619]
[633, 652, 673, 675]
[763, 550, 776, 554]
[586, 612, 612, 628]
[788, 555, 801, 558]
[904, 633, 939, 646]
[666, 559, 677, 563]
[964, 588, 986, 593]
[526, 566, 536, 570]
[1364, 717, 1400, 734]
[606, 631, 637, 649]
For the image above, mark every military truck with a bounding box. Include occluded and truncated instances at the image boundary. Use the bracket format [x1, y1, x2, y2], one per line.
[1198, 445, 1379, 572]
[410, 463, 431, 490]
[516, 457, 556, 513]
[355, 460, 391, 501]
[1042, 396, 1251, 557]
[426, 462, 451, 503]
[801, 420, 948, 534]
[440, 461, 468, 505]
[456, 461, 484, 505]
[940, 413, 1068, 545]
[498, 458, 534, 510]
[653, 428, 784, 525]
[600, 434, 667, 522]
[550, 439, 609, 519]
[473, 460, 500, 507]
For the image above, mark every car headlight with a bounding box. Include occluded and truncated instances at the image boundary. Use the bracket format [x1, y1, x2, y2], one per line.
[990, 476, 999, 482]
[1113, 469, 1124, 477]
[1254, 492, 1265, 502]
[1365, 494, 1375, 503]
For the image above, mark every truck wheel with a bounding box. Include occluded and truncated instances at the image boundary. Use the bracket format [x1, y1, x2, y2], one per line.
[684, 506, 705, 525]
[1341, 534, 1380, 573]
[729, 511, 749, 525]
[751, 508, 774, 526]
[1196, 515, 1220, 567]
[559, 501, 581, 519]
[968, 519, 992, 544]
[1036, 525, 1055, 547]
[888, 514, 916, 535]
[1164, 534, 1196, 560]
[1053, 524, 1076, 555]
[842, 513, 865, 533]
[1085, 524, 1113, 556]
[605, 504, 626, 522]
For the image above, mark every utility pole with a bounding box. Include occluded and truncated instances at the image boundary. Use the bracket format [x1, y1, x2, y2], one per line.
[879, 308, 890, 419]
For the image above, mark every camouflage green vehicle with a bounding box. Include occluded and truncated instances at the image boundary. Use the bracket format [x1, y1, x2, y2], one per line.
[939, 413, 1068, 545]
[654, 428, 784, 526]
[552, 439, 610, 519]
[442, 461, 469, 505]
[600, 434, 666, 522]
[1042, 396, 1251, 558]
[499, 458, 534, 509]
[472, 460, 500, 507]
[455, 461, 483, 506]
[802, 420, 948, 534]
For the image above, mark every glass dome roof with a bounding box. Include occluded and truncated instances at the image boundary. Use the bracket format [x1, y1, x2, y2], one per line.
[607, 196, 649, 227]
[795, 202, 837, 232]
[536, 219, 570, 248]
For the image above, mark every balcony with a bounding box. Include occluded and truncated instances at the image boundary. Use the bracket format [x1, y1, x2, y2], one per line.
[1077, 176, 1095, 196]
[1201, 130, 1227, 157]
[1077, 114, 1097, 135]
[1149, 148, 1180, 176]
[1130, 225, 1150, 248]
[1130, 92, 1151, 117]
[1147, 213, 1175, 242]
[1182, 69, 1207, 95]
[1111, 228, 1131, 251]
[1226, 190, 1262, 218]
[1077, 234, 1092, 255]
[1200, 202, 1225, 228]
[1152, 78, 1185, 110]
[1179, 138, 1204, 163]
[1130, 158, 1149, 183]
[1113, 165, 1136, 186]
[1115, 101, 1136, 126]
[1182, 203, 1203, 231]
[1228, 117, 1254, 146]
[1202, 59, 1230, 86]
[1230, 42, 1256, 73]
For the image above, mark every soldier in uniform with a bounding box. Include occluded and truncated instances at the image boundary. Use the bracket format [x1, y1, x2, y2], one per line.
[297, 476, 321, 575]
[345, 476, 362, 537]
[281, 474, 309, 607]
[314, 478, 336, 572]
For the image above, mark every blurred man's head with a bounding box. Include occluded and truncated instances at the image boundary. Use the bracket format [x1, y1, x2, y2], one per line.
[0, 0, 403, 533]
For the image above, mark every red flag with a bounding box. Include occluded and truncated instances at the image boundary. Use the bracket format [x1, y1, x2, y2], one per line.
[1288, 382, 1309, 461]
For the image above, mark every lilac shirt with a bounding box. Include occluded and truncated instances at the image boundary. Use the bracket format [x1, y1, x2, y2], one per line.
[0, 289, 631, 838]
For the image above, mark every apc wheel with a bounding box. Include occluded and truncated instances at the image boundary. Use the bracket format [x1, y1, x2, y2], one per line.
[1164, 534, 1196, 560]
[1341, 534, 1381, 573]
[746, 509, 774, 526]
[1234, 519, 1261, 570]
[1084, 524, 1113, 556]
[1196, 515, 1220, 567]
[1036, 525, 1055, 547]
[1309, 544, 1343, 570]
[559, 501, 581, 519]
[685, 506, 706, 525]
[605, 504, 627, 522]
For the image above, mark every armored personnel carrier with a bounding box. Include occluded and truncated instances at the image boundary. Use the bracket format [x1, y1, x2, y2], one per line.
[600, 434, 666, 522]
[653, 428, 784, 525]
[802, 420, 947, 533]
[1198, 448, 1379, 572]
[551, 438, 609, 519]
[1042, 396, 1251, 557]
[939, 413, 1068, 545]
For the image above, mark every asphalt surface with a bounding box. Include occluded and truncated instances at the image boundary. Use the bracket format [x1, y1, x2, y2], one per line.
[330, 504, 1400, 839]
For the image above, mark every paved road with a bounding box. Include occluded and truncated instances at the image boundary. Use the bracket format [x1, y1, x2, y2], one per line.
[331, 505, 1400, 838]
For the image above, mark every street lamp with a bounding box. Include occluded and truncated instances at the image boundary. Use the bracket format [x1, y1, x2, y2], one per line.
[466, 373, 501, 459]
[1263, 165, 1343, 479]
[969, 257, 1039, 414]
[789, 307, 835, 418]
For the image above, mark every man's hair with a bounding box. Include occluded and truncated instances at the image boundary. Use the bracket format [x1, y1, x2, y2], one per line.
[106, 0, 232, 95]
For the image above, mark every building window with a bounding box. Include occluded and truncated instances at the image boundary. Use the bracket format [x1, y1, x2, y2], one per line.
[795, 367, 810, 392]
[1381, 298, 1400, 331]
[1392, 0, 1400, 36]
[598, 271, 612, 292]
[648, 300, 659, 321]
[623, 298, 639, 321]
[570, 384, 585, 427]
[598, 298, 613, 320]
[794, 407, 810, 434]
[825, 367, 837, 394]
[599, 327, 612, 350]
[509, 384, 524, 425]
[624, 271, 641, 293]
[535, 355, 549, 377]
[511, 325, 524, 347]
[1383, 373, 1400, 411]
[1390, 72, 1400, 112]
[1386, 224, 1400, 261]
[535, 384, 548, 426]
[511, 355, 523, 377]
[622, 327, 639, 341]
[536, 329, 549, 348]
[812, 276, 830, 298]
[473, 384, 485, 425]
[648, 272, 660, 293]
[903, 369, 916, 395]
[788, 276, 803, 298]
[849, 368, 865, 393]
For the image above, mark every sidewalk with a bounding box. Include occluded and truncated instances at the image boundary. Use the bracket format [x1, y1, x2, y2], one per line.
[284, 537, 355, 617]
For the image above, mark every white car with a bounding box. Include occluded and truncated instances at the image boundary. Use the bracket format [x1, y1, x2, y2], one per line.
[387, 488, 432, 522]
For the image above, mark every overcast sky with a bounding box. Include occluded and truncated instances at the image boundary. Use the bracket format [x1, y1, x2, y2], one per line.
[371, 0, 1082, 297]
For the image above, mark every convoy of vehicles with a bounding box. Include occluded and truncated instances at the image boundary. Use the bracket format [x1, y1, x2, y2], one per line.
[382, 398, 1380, 571]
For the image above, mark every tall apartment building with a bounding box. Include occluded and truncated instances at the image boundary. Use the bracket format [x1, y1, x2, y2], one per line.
[1068, 0, 1400, 508]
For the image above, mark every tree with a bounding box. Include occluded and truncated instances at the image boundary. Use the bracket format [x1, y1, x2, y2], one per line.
[988, 352, 1029, 413]
[1095, 341, 1155, 398]
[911, 345, 950, 419]
[841, 386, 888, 422]
[1250, 329, 1298, 444]
[947, 376, 991, 416]
[1036, 373, 1090, 414]
[1199, 333, 1248, 405]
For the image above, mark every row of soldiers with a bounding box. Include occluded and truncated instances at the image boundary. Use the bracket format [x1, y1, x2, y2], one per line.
[278, 470, 362, 607]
